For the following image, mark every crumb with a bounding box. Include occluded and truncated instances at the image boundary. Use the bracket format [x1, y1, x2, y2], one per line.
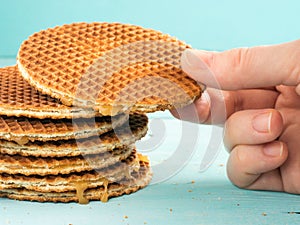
[170, 208, 173, 212]
[219, 163, 224, 167]
[188, 190, 193, 193]
[236, 203, 240, 206]
[144, 222, 147, 224]
[124, 215, 128, 219]
[217, 197, 222, 201]
[262, 212, 267, 216]
[191, 180, 195, 184]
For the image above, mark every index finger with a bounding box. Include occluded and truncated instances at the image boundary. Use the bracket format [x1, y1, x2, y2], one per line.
[181, 40, 300, 91]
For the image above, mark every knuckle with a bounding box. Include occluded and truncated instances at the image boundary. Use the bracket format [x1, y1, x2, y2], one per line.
[215, 48, 251, 89]
[227, 48, 251, 71]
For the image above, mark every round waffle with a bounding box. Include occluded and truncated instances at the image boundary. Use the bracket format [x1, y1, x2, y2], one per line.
[0, 148, 135, 176]
[0, 150, 142, 192]
[0, 66, 102, 119]
[0, 113, 148, 157]
[17, 22, 202, 116]
[0, 156, 151, 203]
[0, 113, 128, 144]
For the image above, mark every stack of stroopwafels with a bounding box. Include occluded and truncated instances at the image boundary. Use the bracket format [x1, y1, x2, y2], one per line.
[0, 22, 202, 203]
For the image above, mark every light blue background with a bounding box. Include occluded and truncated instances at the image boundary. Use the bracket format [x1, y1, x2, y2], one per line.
[1, 1, 300, 225]
[1, 0, 300, 57]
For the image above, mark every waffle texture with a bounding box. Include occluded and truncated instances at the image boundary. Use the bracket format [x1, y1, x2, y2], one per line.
[0, 66, 102, 119]
[0, 113, 148, 157]
[17, 22, 202, 116]
[0, 148, 135, 176]
[0, 158, 151, 203]
[0, 150, 143, 192]
[0, 113, 128, 144]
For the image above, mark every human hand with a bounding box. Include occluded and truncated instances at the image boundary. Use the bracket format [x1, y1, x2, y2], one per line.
[172, 40, 300, 193]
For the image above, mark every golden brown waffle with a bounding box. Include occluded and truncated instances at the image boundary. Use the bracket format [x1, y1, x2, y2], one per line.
[0, 158, 151, 203]
[0, 113, 128, 144]
[17, 22, 202, 116]
[0, 151, 142, 192]
[0, 113, 148, 157]
[0, 66, 102, 119]
[0, 148, 136, 176]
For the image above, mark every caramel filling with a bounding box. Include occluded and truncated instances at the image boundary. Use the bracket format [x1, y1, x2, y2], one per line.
[74, 181, 89, 204]
[14, 137, 29, 145]
[73, 177, 110, 204]
[97, 105, 127, 116]
[100, 179, 109, 203]
[137, 153, 149, 164]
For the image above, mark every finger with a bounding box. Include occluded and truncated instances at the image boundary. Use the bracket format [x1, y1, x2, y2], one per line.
[181, 39, 300, 90]
[278, 107, 300, 194]
[224, 109, 283, 150]
[171, 88, 279, 125]
[227, 141, 288, 190]
[276, 85, 300, 108]
[245, 170, 284, 192]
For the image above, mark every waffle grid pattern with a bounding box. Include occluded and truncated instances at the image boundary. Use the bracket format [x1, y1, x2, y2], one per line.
[17, 22, 201, 115]
[0, 66, 102, 119]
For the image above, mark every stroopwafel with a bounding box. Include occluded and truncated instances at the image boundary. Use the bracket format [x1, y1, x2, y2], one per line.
[0, 66, 102, 119]
[0, 113, 148, 157]
[0, 113, 128, 144]
[17, 22, 202, 116]
[0, 156, 151, 203]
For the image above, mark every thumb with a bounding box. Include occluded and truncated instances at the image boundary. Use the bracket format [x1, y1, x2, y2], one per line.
[181, 40, 300, 92]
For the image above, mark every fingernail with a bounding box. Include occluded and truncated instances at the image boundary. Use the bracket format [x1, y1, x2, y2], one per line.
[181, 49, 210, 71]
[252, 111, 272, 133]
[263, 142, 283, 157]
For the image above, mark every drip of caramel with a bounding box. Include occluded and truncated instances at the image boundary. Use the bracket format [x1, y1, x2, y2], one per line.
[100, 179, 109, 203]
[74, 181, 89, 204]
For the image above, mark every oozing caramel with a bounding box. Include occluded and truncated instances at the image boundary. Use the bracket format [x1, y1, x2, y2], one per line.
[100, 178, 109, 203]
[74, 181, 89, 204]
[73, 178, 110, 204]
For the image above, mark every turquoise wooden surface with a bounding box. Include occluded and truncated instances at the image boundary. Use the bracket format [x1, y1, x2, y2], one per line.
[0, 58, 299, 224]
